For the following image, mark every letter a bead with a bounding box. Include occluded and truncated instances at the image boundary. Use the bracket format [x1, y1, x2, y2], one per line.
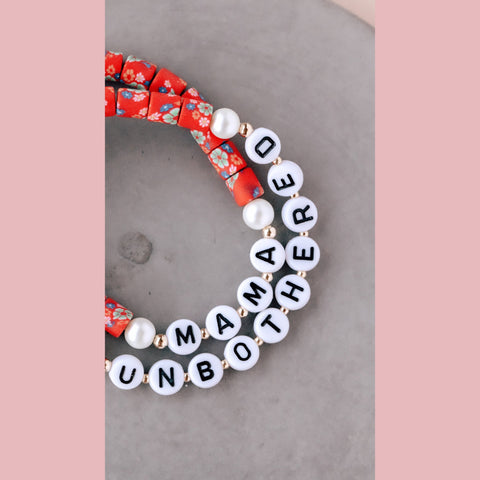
[249, 238, 285, 273]
[205, 305, 242, 340]
[188, 353, 224, 389]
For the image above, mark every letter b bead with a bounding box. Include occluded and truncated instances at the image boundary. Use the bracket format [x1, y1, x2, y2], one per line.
[188, 353, 224, 389]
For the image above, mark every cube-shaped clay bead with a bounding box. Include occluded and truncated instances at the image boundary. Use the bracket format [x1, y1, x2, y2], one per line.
[120, 55, 157, 90]
[183, 87, 207, 101]
[105, 51, 123, 81]
[177, 98, 213, 130]
[208, 141, 248, 179]
[225, 167, 264, 206]
[147, 92, 183, 124]
[105, 297, 133, 337]
[150, 68, 187, 95]
[116, 88, 150, 119]
[105, 87, 116, 117]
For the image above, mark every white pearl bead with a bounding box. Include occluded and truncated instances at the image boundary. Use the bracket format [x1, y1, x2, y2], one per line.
[245, 127, 281, 164]
[267, 160, 304, 197]
[249, 238, 285, 273]
[188, 353, 224, 389]
[254, 308, 290, 344]
[224, 335, 260, 371]
[275, 274, 311, 311]
[281, 196, 318, 233]
[109, 354, 144, 390]
[205, 305, 242, 340]
[166, 319, 202, 355]
[148, 359, 184, 396]
[242, 198, 274, 230]
[210, 108, 240, 139]
[237, 276, 273, 313]
[124, 317, 156, 349]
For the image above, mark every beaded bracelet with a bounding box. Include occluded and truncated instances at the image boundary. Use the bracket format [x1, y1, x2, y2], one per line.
[105, 51, 321, 395]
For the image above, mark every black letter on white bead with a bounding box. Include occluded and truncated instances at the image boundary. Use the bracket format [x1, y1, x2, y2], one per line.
[216, 313, 235, 335]
[280, 280, 305, 303]
[119, 365, 136, 385]
[175, 325, 196, 346]
[233, 342, 252, 361]
[260, 313, 281, 333]
[272, 173, 295, 192]
[243, 281, 267, 307]
[255, 136, 276, 158]
[158, 367, 175, 388]
[293, 205, 314, 225]
[197, 361, 214, 382]
[255, 247, 276, 266]
[293, 245, 315, 261]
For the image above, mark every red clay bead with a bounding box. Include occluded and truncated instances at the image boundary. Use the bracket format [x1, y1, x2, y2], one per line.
[208, 141, 248, 179]
[150, 67, 187, 95]
[105, 51, 123, 81]
[116, 88, 150, 119]
[105, 297, 133, 337]
[177, 98, 213, 130]
[225, 167, 264, 206]
[183, 87, 207, 101]
[120, 55, 157, 91]
[147, 92, 183, 124]
[191, 128, 225, 154]
[105, 87, 116, 117]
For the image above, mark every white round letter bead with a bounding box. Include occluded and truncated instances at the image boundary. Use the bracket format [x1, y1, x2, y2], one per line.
[245, 127, 281, 164]
[237, 276, 273, 313]
[109, 354, 144, 390]
[210, 108, 240, 139]
[267, 160, 304, 197]
[148, 359, 184, 396]
[275, 274, 311, 311]
[124, 317, 156, 349]
[205, 305, 242, 341]
[166, 319, 202, 355]
[224, 335, 260, 371]
[285, 236, 321, 272]
[242, 198, 275, 230]
[254, 308, 290, 344]
[188, 353, 224, 389]
[281, 196, 318, 233]
[249, 238, 285, 273]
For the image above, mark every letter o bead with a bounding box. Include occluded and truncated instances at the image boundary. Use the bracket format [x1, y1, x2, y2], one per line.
[254, 308, 290, 344]
[166, 319, 202, 355]
[148, 359, 184, 396]
[237, 276, 274, 313]
[275, 274, 311, 311]
[281, 196, 318, 233]
[224, 335, 260, 371]
[109, 354, 144, 390]
[188, 353, 224, 389]
[245, 127, 281, 164]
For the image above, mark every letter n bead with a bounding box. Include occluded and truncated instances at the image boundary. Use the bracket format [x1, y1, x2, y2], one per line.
[148, 359, 184, 396]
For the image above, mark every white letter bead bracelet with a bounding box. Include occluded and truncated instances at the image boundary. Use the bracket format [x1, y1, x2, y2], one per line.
[105, 51, 321, 395]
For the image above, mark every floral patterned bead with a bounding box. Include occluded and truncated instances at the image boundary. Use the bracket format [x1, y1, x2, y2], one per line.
[150, 68, 187, 95]
[183, 87, 206, 101]
[105, 87, 116, 117]
[225, 167, 264, 207]
[105, 51, 123, 81]
[208, 141, 248, 179]
[147, 92, 183, 124]
[191, 128, 225, 154]
[120, 55, 157, 91]
[177, 98, 213, 130]
[105, 296, 133, 337]
[116, 88, 150, 119]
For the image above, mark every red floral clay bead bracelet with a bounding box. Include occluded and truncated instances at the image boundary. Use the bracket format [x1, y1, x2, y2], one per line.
[105, 51, 321, 395]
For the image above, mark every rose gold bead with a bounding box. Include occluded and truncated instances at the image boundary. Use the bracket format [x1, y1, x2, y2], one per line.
[142, 374, 149, 384]
[291, 192, 300, 198]
[184, 372, 191, 383]
[105, 359, 112, 373]
[238, 122, 254, 137]
[300, 231, 309, 237]
[201, 328, 210, 340]
[297, 271, 307, 278]
[280, 306, 290, 315]
[153, 333, 168, 349]
[221, 359, 230, 370]
[237, 306, 249, 318]
[273, 156, 282, 165]
[262, 272, 273, 282]
[254, 336, 264, 346]
[262, 225, 277, 239]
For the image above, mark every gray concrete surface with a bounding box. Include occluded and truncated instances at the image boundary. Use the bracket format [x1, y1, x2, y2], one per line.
[106, 1, 374, 478]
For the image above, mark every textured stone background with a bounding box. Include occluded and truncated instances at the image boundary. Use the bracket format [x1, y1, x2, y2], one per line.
[106, 1, 374, 478]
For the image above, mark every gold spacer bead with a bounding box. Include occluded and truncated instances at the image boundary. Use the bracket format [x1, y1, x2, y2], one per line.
[297, 271, 307, 278]
[300, 231, 309, 237]
[273, 156, 283, 165]
[262, 272, 273, 282]
[184, 372, 191, 383]
[237, 306, 249, 318]
[254, 336, 264, 346]
[221, 359, 230, 369]
[201, 327, 210, 340]
[105, 359, 112, 373]
[262, 225, 277, 239]
[280, 306, 290, 315]
[238, 122, 254, 137]
[153, 333, 168, 349]
[142, 374, 149, 384]
[291, 192, 300, 198]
